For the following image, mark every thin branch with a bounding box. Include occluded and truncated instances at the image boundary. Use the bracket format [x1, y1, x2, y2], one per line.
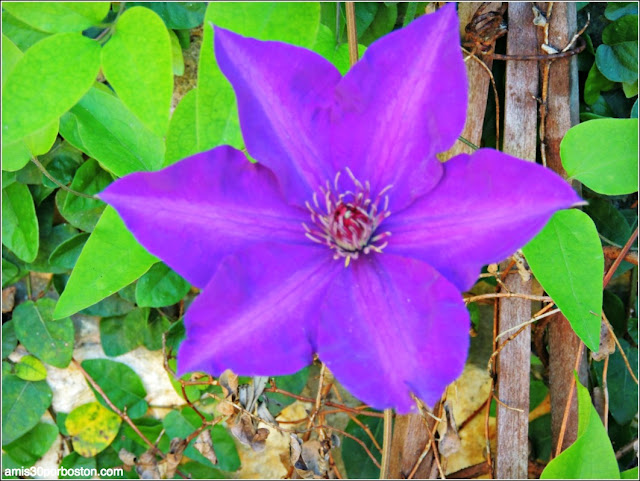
[603, 313, 639, 385]
[31, 157, 97, 200]
[73, 358, 164, 458]
[555, 342, 584, 457]
[464, 292, 552, 303]
[318, 424, 381, 469]
[602, 354, 610, 430]
[264, 386, 384, 418]
[603, 227, 639, 288]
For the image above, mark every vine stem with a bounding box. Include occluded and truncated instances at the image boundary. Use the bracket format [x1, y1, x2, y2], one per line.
[379, 408, 393, 478]
[30, 157, 97, 200]
[345, 2, 358, 66]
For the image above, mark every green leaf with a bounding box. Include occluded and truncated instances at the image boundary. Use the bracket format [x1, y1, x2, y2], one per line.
[197, 2, 321, 151]
[169, 29, 185, 76]
[561, 119, 639, 195]
[64, 88, 165, 176]
[2, 34, 22, 87]
[605, 2, 638, 21]
[2, 320, 18, 356]
[54, 207, 157, 319]
[360, 3, 397, 45]
[81, 292, 134, 318]
[622, 79, 638, 98]
[129, 2, 207, 29]
[594, 339, 638, 425]
[15, 355, 47, 381]
[135, 263, 190, 308]
[100, 308, 148, 357]
[342, 414, 383, 478]
[142, 311, 171, 351]
[2, 33, 100, 145]
[56, 159, 111, 232]
[540, 375, 620, 479]
[596, 42, 639, 83]
[2, 375, 53, 445]
[101, 7, 173, 137]
[66, 402, 121, 457]
[584, 198, 632, 246]
[631, 99, 638, 118]
[13, 298, 75, 368]
[2, 422, 58, 467]
[523, 210, 603, 352]
[310, 24, 364, 75]
[602, 15, 639, 44]
[164, 89, 198, 166]
[266, 366, 310, 416]
[48, 232, 90, 270]
[621, 467, 639, 479]
[2, 182, 39, 262]
[2, 119, 59, 173]
[3, 2, 110, 33]
[81, 359, 149, 419]
[27, 223, 78, 274]
[584, 63, 616, 106]
[1, 11, 51, 51]
[59, 452, 97, 479]
[2, 171, 17, 190]
[163, 408, 240, 471]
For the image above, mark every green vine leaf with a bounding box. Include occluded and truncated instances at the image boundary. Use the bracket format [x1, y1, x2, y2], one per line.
[523, 210, 603, 352]
[101, 6, 174, 137]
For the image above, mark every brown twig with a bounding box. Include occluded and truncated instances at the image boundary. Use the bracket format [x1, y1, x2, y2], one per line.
[464, 292, 552, 303]
[264, 386, 384, 418]
[603, 313, 639, 385]
[615, 439, 638, 460]
[554, 342, 584, 457]
[603, 227, 639, 288]
[345, 2, 358, 66]
[408, 401, 444, 479]
[73, 358, 164, 458]
[490, 35, 586, 60]
[602, 354, 610, 430]
[30, 157, 97, 200]
[603, 246, 638, 266]
[318, 424, 381, 469]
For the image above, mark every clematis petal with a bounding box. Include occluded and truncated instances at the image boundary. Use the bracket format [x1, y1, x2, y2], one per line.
[331, 4, 466, 210]
[317, 254, 469, 413]
[177, 243, 338, 377]
[99, 146, 308, 288]
[385, 149, 584, 291]
[214, 26, 342, 206]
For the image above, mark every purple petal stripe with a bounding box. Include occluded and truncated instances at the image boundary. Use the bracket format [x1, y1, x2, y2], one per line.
[330, 4, 467, 210]
[385, 149, 584, 291]
[214, 26, 342, 206]
[99, 146, 308, 288]
[317, 253, 470, 413]
[177, 243, 338, 377]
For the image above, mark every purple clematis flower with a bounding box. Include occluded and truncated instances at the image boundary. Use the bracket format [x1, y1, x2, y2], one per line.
[99, 5, 581, 413]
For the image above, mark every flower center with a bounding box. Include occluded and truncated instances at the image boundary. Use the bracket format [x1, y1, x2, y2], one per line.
[303, 168, 392, 266]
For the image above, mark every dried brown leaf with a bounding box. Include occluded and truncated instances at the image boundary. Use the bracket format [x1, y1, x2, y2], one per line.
[194, 429, 218, 465]
[591, 319, 616, 361]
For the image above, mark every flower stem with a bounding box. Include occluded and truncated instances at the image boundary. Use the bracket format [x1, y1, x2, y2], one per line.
[345, 2, 359, 66]
[379, 408, 393, 479]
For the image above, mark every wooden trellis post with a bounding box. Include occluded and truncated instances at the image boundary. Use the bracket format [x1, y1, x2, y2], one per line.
[495, 3, 538, 478]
